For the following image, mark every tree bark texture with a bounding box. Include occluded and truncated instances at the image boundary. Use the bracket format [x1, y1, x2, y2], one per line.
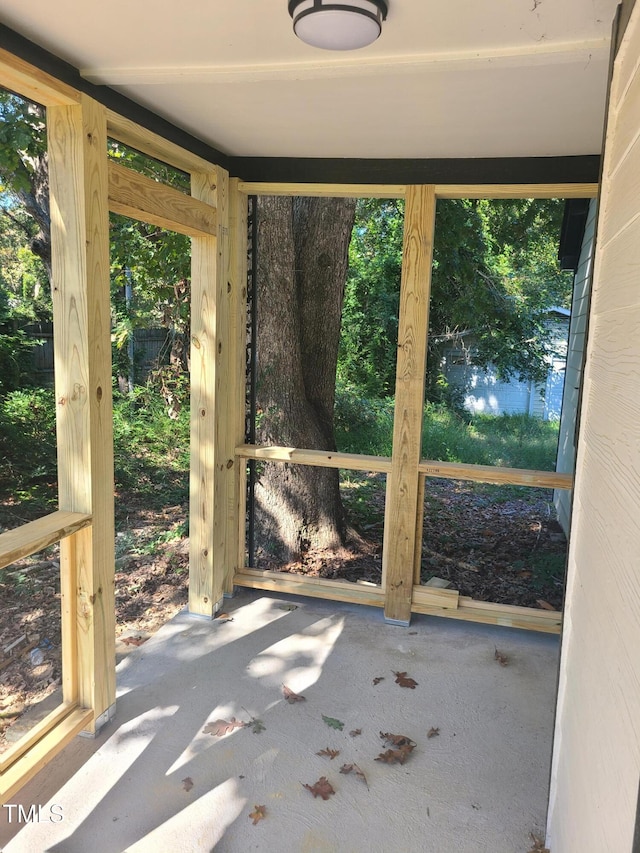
[255, 196, 356, 564]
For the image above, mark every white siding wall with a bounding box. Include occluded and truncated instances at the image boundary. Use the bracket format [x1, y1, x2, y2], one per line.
[554, 199, 597, 534]
[547, 8, 640, 851]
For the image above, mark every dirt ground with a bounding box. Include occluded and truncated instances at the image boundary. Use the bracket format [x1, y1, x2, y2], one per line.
[0, 479, 566, 751]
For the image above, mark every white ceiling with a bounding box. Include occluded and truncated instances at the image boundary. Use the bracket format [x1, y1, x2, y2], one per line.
[0, 0, 621, 159]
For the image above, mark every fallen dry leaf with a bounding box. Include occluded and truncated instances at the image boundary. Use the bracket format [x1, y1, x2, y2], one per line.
[427, 727, 440, 738]
[322, 714, 344, 731]
[249, 805, 266, 825]
[349, 728, 362, 737]
[215, 612, 234, 623]
[302, 776, 335, 800]
[202, 717, 246, 736]
[372, 676, 384, 686]
[375, 746, 414, 765]
[536, 599, 557, 612]
[340, 763, 368, 788]
[527, 833, 550, 853]
[282, 684, 306, 704]
[394, 671, 418, 689]
[380, 732, 416, 749]
[316, 747, 340, 760]
[121, 635, 147, 646]
[494, 647, 509, 666]
[182, 777, 193, 792]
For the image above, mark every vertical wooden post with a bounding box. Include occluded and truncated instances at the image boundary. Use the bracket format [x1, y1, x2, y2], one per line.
[382, 185, 436, 624]
[48, 94, 115, 731]
[189, 167, 230, 616]
[225, 180, 249, 593]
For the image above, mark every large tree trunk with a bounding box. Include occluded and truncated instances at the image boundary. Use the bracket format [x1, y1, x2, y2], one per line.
[255, 195, 356, 565]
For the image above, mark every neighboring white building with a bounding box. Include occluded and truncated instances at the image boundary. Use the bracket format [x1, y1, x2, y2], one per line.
[441, 307, 570, 421]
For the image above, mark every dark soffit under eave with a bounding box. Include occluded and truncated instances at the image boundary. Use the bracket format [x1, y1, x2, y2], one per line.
[1, 23, 601, 185]
[228, 155, 601, 185]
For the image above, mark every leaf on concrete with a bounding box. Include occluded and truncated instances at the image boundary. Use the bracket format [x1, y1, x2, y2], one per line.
[249, 805, 267, 825]
[494, 647, 509, 666]
[316, 747, 340, 759]
[349, 728, 362, 737]
[202, 717, 246, 736]
[372, 676, 384, 686]
[322, 714, 344, 731]
[182, 777, 193, 792]
[527, 833, 550, 853]
[249, 718, 266, 734]
[427, 727, 440, 738]
[215, 612, 233, 622]
[375, 746, 415, 765]
[340, 763, 368, 788]
[302, 776, 335, 800]
[283, 684, 306, 704]
[277, 603, 298, 611]
[121, 635, 147, 646]
[394, 671, 418, 689]
[380, 732, 416, 749]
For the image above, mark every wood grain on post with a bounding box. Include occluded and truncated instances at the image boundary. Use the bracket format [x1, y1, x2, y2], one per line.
[189, 168, 228, 616]
[48, 94, 115, 728]
[383, 185, 436, 624]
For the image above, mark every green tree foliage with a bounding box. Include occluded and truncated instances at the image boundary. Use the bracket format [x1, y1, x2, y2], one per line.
[338, 196, 573, 404]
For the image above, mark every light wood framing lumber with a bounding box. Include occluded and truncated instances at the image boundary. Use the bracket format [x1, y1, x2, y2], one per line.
[413, 473, 426, 584]
[189, 167, 230, 617]
[106, 109, 219, 175]
[236, 444, 392, 473]
[237, 181, 598, 200]
[0, 46, 79, 106]
[0, 511, 91, 570]
[48, 94, 115, 730]
[435, 183, 598, 199]
[108, 160, 217, 237]
[383, 185, 436, 623]
[411, 587, 562, 633]
[235, 569, 385, 608]
[0, 702, 75, 774]
[237, 182, 406, 198]
[0, 706, 93, 802]
[225, 181, 249, 591]
[418, 460, 573, 489]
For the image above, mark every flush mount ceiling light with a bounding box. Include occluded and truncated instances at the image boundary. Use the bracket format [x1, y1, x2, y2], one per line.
[288, 0, 388, 51]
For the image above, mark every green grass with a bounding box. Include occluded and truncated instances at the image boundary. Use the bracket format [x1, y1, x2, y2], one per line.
[335, 386, 560, 472]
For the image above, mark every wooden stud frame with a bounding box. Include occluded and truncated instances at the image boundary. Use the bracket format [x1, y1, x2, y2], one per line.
[235, 180, 584, 629]
[0, 42, 591, 800]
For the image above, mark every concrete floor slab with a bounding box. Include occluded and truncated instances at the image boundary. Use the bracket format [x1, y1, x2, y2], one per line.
[0, 590, 559, 852]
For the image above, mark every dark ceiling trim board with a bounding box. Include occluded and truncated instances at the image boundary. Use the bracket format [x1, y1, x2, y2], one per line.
[0, 24, 231, 171]
[229, 156, 601, 185]
[1, 24, 601, 185]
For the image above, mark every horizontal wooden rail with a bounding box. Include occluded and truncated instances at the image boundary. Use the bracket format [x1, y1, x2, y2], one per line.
[418, 459, 573, 489]
[236, 444, 392, 473]
[0, 511, 92, 571]
[436, 183, 598, 199]
[108, 160, 217, 237]
[235, 569, 385, 608]
[0, 705, 93, 802]
[0, 701, 73, 774]
[234, 570, 559, 632]
[0, 47, 80, 107]
[237, 182, 598, 201]
[412, 587, 562, 633]
[237, 445, 572, 489]
[238, 182, 406, 199]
